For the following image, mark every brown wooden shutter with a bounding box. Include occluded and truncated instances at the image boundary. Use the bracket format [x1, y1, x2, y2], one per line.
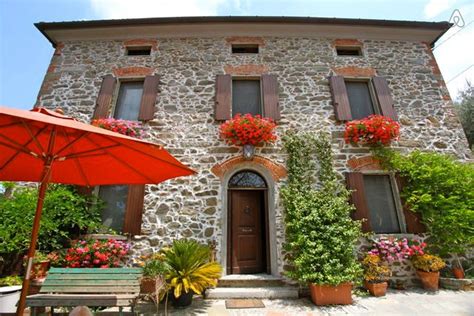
[139, 75, 160, 121]
[122, 184, 145, 235]
[329, 76, 352, 121]
[345, 172, 371, 232]
[93, 75, 116, 119]
[261, 74, 280, 121]
[373, 76, 398, 121]
[395, 175, 426, 233]
[215, 74, 232, 120]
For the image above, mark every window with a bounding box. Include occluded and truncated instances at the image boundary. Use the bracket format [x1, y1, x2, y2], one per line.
[232, 80, 262, 116]
[229, 171, 267, 188]
[336, 46, 362, 56]
[329, 76, 397, 121]
[98, 81, 145, 234]
[232, 44, 259, 54]
[126, 46, 151, 56]
[99, 185, 129, 232]
[363, 175, 401, 233]
[345, 81, 376, 120]
[114, 81, 144, 121]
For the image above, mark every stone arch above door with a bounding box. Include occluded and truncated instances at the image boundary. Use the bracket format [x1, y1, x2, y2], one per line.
[211, 156, 287, 181]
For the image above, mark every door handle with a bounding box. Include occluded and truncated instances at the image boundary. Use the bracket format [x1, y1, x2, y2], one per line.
[241, 228, 253, 233]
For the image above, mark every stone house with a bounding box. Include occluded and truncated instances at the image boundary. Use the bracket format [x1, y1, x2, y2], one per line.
[34, 16, 470, 287]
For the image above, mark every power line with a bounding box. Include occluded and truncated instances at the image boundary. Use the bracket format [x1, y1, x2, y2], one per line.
[433, 20, 473, 50]
[446, 65, 474, 84]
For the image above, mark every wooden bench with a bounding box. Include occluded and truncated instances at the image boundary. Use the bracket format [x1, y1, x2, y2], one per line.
[25, 267, 142, 315]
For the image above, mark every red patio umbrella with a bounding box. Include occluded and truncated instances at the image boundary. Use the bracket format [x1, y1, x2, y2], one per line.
[0, 106, 195, 315]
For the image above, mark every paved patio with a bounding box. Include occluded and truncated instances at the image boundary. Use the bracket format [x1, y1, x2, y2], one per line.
[135, 289, 474, 315]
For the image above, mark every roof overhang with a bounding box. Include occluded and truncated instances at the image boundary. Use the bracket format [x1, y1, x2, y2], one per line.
[35, 16, 452, 48]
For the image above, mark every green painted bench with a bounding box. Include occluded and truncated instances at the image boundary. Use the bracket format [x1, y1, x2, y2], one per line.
[25, 267, 143, 315]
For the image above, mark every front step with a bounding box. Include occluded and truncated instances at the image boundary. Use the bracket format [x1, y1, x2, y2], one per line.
[205, 286, 299, 299]
[218, 274, 286, 287]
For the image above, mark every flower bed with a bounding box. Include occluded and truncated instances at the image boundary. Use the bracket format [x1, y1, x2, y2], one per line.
[92, 118, 143, 138]
[65, 239, 130, 268]
[344, 115, 400, 146]
[220, 114, 277, 146]
[368, 237, 426, 262]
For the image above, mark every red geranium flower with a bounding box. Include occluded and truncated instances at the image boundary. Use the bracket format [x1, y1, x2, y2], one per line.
[344, 115, 400, 146]
[220, 114, 277, 146]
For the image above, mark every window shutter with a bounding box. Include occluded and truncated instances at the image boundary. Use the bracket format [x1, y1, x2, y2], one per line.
[139, 75, 160, 121]
[373, 76, 398, 121]
[261, 74, 280, 121]
[93, 75, 116, 119]
[345, 172, 371, 232]
[395, 175, 426, 233]
[123, 184, 145, 235]
[215, 74, 232, 120]
[329, 76, 352, 121]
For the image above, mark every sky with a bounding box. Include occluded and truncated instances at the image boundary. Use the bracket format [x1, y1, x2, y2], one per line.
[0, 0, 473, 110]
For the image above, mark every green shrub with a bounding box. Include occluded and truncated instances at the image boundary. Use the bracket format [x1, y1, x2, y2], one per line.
[281, 132, 362, 285]
[373, 148, 474, 257]
[0, 184, 103, 257]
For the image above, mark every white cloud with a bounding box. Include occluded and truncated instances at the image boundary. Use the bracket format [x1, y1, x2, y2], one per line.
[424, 0, 455, 18]
[433, 4, 474, 99]
[89, 0, 225, 19]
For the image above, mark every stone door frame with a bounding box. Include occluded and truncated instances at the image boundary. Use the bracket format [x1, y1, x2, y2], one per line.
[220, 163, 279, 276]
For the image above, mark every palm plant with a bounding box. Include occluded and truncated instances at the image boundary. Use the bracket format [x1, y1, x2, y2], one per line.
[163, 239, 222, 299]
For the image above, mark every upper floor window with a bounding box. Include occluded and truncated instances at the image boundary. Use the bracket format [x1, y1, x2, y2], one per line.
[345, 80, 376, 120]
[232, 79, 262, 116]
[232, 44, 259, 54]
[329, 76, 398, 121]
[336, 46, 362, 56]
[215, 74, 280, 121]
[114, 81, 144, 121]
[126, 46, 152, 56]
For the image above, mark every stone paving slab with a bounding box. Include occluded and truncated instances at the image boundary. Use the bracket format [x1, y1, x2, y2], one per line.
[135, 289, 474, 315]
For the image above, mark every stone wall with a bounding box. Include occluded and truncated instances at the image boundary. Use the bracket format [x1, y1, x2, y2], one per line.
[36, 35, 471, 281]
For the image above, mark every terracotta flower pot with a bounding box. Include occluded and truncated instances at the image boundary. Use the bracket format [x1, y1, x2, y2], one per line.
[416, 270, 440, 291]
[309, 283, 352, 306]
[140, 277, 164, 294]
[452, 268, 465, 279]
[31, 261, 50, 280]
[364, 281, 388, 297]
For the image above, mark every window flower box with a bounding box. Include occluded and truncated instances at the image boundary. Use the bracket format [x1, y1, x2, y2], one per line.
[220, 114, 277, 160]
[344, 115, 400, 146]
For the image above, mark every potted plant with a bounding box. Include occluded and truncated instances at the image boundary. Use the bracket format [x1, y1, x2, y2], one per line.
[0, 275, 22, 314]
[281, 132, 362, 306]
[220, 114, 277, 160]
[162, 239, 222, 308]
[27, 252, 50, 280]
[344, 114, 400, 146]
[139, 253, 168, 295]
[412, 254, 446, 291]
[362, 254, 391, 297]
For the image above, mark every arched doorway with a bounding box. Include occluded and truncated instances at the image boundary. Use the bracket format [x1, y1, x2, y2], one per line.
[227, 170, 269, 274]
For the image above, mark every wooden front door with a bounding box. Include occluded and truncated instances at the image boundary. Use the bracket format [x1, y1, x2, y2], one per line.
[230, 190, 266, 274]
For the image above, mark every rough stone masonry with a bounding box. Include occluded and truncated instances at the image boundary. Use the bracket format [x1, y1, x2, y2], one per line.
[35, 34, 471, 286]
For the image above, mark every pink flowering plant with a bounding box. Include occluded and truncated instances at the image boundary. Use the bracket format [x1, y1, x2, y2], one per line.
[92, 118, 144, 138]
[64, 239, 131, 268]
[368, 237, 426, 262]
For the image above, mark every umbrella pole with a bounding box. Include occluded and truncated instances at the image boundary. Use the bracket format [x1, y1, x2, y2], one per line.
[16, 178, 50, 316]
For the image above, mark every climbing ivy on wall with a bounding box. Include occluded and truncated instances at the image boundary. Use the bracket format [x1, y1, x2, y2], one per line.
[281, 131, 362, 285]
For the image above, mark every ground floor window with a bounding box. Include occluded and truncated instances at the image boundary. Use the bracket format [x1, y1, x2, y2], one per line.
[362, 174, 402, 233]
[99, 185, 129, 232]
